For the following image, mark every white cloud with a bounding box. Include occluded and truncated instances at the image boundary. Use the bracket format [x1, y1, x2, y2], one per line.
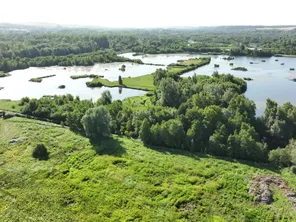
[0, 0, 295, 27]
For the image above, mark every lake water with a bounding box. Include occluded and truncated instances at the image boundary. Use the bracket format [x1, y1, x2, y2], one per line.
[1, 53, 296, 116]
[122, 53, 296, 115]
[0, 62, 153, 101]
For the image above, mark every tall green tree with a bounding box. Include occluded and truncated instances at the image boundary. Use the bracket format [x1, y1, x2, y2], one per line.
[81, 106, 111, 139]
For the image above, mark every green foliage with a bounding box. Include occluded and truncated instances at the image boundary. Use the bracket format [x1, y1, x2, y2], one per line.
[1, 117, 296, 221]
[118, 75, 123, 85]
[86, 78, 104, 87]
[157, 78, 180, 107]
[153, 69, 167, 86]
[101, 90, 112, 105]
[268, 148, 291, 167]
[81, 106, 111, 139]
[0, 71, 6, 77]
[29, 77, 42, 83]
[139, 119, 151, 144]
[232, 67, 248, 71]
[161, 119, 185, 148]
[19, 95, 94, 132]
[291, 166, 296, 174]
[70, 74, 101, 79]
[32, 143, 49, 160]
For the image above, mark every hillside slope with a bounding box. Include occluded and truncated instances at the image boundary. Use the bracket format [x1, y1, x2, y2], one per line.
[0, 117, 295, 221]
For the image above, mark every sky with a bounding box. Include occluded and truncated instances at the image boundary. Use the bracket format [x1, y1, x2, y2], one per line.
[1, 0, 296, 28]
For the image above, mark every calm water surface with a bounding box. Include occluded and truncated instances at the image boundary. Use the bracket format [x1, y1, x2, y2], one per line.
[0, 62, 152, 101]
[1, 53, 296, 115]
[122, 53, 296, 115]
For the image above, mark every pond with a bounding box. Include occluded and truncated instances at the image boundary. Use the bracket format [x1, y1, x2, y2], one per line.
[1, 54, 296, 115]
[0, 63, 153, 101]
[122, 53, 296, 115]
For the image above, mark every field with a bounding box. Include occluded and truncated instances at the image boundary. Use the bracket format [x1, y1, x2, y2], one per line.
[0, 100, 21, 112]
[0, 117, 296, 221]
[120, 74, 155, 91]
[85, 57, 210, 91]
[87, 75, 155, 91]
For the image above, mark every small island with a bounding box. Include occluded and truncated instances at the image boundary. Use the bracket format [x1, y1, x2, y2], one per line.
[222, 56, 234, 60]
[232, 67, 248, 71]
[0, 71, 9, 78]
[214, 64, 220, 68]
[70, 74, 103, 80]
[0, 72, 6, 78]
[243, 77, 253, 81]
[29, 74, 56, 83]
[290, 68, 295, 71]
[119, 64, 126, 71]
[262, 60, 266, 62]
[229, 63, 234, 66]
[58, 85, 66, 89]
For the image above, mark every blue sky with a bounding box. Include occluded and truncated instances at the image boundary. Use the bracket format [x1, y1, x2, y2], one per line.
[1, 0, 295, 27]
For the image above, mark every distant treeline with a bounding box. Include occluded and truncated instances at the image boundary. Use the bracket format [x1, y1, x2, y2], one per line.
[1, 27, 296, 71]
[0, 50, 142, 72]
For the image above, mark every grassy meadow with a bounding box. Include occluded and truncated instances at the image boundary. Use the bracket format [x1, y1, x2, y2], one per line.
[0, 117, 296, 221]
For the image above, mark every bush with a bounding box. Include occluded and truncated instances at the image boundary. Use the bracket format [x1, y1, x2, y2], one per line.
[291, 166, 296, 174]
[139, 119, 151, 144]
[81, 106, 111, 139]
[101, 90, 112, 105]
[32, 144, 49, 160]
[268, 148, 291, 167]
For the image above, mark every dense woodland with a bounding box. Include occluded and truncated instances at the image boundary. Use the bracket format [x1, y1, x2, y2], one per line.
[3, 24, 296, 167]
[2, 25, 296, 72]
[18, 69, 296, 168]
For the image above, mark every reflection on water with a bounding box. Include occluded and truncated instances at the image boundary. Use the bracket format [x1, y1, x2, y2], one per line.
[1, 53, 296, 116]
[122, 53, 296, 116]
[0, 64, 147, 101]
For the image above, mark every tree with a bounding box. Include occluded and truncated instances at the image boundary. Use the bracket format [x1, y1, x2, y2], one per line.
[118, 75, 123, 85]
[81, 106, 111, 139]
[32, 144, 49, 160]
[162, 119, 185, 148]
[157, 78, 180, 107]
[101, 90, 112, 105]
[268, 148, 291, 167]
[139, 119, 151, 144]
[153, 69, 167, 86]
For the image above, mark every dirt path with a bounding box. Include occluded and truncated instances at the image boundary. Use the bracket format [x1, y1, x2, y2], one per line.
[249, 175, 296, 210]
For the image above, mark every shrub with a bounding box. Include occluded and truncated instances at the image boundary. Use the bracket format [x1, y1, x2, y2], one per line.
[81, 106, 111, 139]
[139, 119, 151, 144]
[291, 166, 296, 174]
[268, 148, 291, 167]
[101, 90, 112, 105]
[32, 144, 49, 160]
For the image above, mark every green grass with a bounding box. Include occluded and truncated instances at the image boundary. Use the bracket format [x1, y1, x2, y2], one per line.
[0, 100, 21, 112]
[180, 58, 211, 66]
[0, 71, 6, 78]
[86, 58, 210, 91]
[70, 74, 103, 80]
[87, 75, 155, 91]
[29, 75, 56, 83]
[29, 77, 42, 83]
[121, 75, 155, 91]
[0, 117, 296, 221]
